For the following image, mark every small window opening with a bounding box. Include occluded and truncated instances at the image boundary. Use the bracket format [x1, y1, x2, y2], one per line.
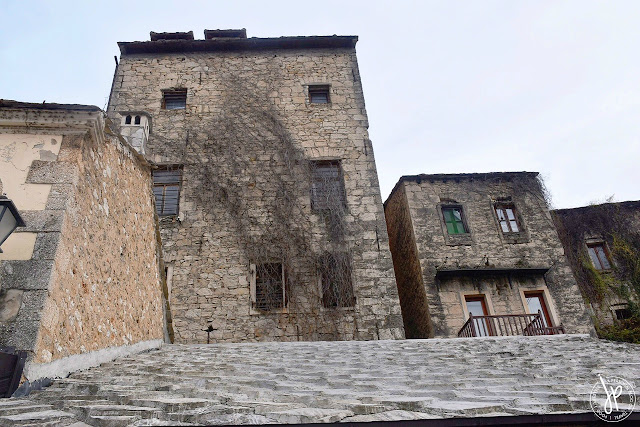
[615, 308, 631, 320]
[125, 115, 132, 125]
[162, 89, 187, 110]
[442, 207, 468, 234]
[495, 203, 520, 233]
[310, 161, 346, 211]
[134, 115, 141, 125]
[152, 168, 182, 216]
[309, 85, 330, 104]
[253, 263, 286, 311]
[587, 242, 612, 270]
[319, 253, 355, 308]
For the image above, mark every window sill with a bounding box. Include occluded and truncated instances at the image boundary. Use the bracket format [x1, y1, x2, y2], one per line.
[445, 234, 473, 246]
[501, 232, 529, 244]
[250, 307, 290, 316]
[320, 305, 356, 313]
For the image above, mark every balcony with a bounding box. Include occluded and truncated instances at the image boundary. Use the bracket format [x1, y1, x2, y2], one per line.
[458, 312, 565, 338]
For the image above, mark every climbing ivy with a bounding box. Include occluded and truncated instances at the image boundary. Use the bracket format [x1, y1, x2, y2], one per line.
[552, 202, 640, 343]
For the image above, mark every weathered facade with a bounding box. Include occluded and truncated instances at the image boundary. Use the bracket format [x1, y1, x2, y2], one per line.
[384, 172, 594, 338]
[552, 201, 640, 326]
[0, 101, 165, 380]
[107, 30, 403, 343]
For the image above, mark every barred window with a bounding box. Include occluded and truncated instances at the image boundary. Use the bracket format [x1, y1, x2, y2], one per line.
[251, 263, 287, 312]
[319, 253, 355, 308]
[310, 161, 346, 211]
[152, 168, 181, 216]
[162, 89, 187, 110]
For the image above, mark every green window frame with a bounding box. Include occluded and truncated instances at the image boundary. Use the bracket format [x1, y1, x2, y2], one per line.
[442, 207, 468, 235]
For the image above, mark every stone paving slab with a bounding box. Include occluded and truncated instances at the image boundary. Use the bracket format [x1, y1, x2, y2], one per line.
[1, 334, 639, 425]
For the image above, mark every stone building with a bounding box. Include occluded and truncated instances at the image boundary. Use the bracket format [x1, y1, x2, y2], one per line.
[384, 172, 594, 338]
[107, 30, 403, 343]
[0, 100, 165, 381]
[552, 201, 640, 326]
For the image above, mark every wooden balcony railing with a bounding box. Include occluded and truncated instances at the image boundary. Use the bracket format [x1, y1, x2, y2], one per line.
[457, 311, 566, 338]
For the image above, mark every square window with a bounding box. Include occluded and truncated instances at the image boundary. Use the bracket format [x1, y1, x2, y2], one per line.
[495, 204, 520, 233]
[319, 253, 355, 308]
[308, 85, 330, 104]
[162, 89, 187, 110]
[310, 161, 346, 211]
[442, 207, 468, 234]
[587, 242, 612, 270]
[152, 168, 182, 216]
[252, 263, 287, 312]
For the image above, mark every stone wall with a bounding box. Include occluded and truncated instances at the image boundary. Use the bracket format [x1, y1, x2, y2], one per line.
[384, 184, 432, 338]
[385, 173, 594, 338]
[552, 201, 640, 326]
[0, 104, 165, 369]
[108, 37, 404, 343]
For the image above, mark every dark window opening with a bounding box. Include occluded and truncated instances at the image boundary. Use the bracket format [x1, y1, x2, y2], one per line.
[615, 308, 631, 320]
[125, 115, 132, 125]
[134, 115, 141, 125]
[587, 243, 612, 270]
[495, 204, 519, 233]
[255, 263, 286, 311]
[162, 89, 187, 110]
[442, 207, 468, 234]
[152, 168, 182, 216]
[319, 253, 355, 308]
[310, 161, 346, 211]
[309, 85, 330, 104]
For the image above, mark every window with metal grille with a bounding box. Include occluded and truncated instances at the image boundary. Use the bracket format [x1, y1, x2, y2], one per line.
[319, 253, 355, 308]
[615, 308, 631, 320]
[587, 242, 612, 270]
[495, 204, 520, 233]
[152, 168, 181, 216]
[162, 89, 187, 110]
[251, 263, 286, 311]
[310, 161, 346, 211]
[308, 85, 330, 104]
[442, 207, 468, 234]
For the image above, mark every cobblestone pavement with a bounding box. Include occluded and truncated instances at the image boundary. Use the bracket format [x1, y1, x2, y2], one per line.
[1, 334, 639, 425]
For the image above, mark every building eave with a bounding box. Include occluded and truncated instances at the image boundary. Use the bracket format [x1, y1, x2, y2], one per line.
[435, 267, 550, 279]
[118, 35, 358, 55]
[385, 171, 540, 207]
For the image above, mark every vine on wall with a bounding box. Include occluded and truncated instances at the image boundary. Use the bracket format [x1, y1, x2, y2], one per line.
[552, 202, 640, 343]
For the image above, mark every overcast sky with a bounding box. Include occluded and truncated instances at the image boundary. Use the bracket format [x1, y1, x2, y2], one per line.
[2, 0, 638, 209]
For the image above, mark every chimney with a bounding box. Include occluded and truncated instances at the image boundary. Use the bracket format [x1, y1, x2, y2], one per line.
[204, 29, 247, 39]
[150, 31, 194, 41]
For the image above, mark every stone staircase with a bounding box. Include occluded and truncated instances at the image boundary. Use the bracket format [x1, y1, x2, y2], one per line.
[0, 334, 638, 425]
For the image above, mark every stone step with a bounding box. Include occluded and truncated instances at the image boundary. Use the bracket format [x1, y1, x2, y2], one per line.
[0, 404, 54, 416]
[88, 414, 141, 427]
[0, 409, 78, 425]
[81, 404, 161, 418]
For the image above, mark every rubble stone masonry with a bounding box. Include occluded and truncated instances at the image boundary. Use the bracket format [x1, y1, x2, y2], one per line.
[108, 34, 403, 343]
[385, 173, 594, 338]
[0, 103, 164, 367]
